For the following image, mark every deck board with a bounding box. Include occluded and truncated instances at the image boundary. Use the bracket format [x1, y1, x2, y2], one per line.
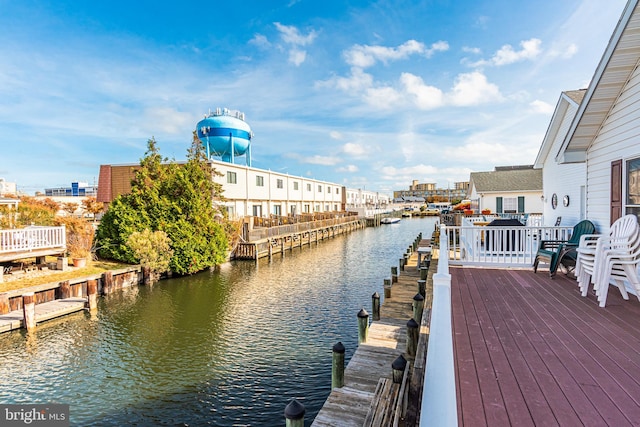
[452, 266, 640, 426]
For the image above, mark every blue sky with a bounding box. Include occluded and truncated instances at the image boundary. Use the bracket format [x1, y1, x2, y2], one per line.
[0, 0, 628, 195]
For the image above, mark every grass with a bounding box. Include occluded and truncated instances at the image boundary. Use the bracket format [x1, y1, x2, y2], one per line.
[0, 259, 131, 293]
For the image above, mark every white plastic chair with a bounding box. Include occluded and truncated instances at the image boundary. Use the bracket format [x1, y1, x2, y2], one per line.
[575, 215, 640, 306]
[594, 230, 640, 307]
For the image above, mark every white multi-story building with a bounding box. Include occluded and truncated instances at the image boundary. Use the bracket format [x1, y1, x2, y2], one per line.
[0, 178, 17, 196]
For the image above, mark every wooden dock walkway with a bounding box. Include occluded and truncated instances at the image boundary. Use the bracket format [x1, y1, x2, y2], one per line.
[0, 297, 86, 333]
[312, 238, 432, 426]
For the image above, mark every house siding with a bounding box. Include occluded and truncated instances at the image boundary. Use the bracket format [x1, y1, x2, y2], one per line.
[542, 99, 586, 226]
[587, 64, 640, 233]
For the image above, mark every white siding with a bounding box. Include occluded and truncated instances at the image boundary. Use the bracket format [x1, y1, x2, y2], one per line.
[586, 64, 640, 234]
[542, 100, 586, 226]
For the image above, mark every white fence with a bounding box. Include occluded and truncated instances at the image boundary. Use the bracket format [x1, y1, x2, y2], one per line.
[447, 221, 573, 267]
[0, 226, 66, 254]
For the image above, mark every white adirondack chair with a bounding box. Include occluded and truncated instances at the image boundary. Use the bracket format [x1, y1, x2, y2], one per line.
[575, 214, 640, 307]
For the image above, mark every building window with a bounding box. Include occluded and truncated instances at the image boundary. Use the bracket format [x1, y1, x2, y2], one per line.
[306, 183, 311, 191]
[227, 171, 237, 184]
[277, 179, 283, 189]
[274, 205, 281, 216]
[318, 185, 322, 192]
[304, 204, 310, 213]
[315, 204, 320, 212]
[293, 182, 299, 190]
[336, 188, 339, 194]
[327, 186, 331, 193]
[256, 176, 264, 186]
[627, 157, 640, 217]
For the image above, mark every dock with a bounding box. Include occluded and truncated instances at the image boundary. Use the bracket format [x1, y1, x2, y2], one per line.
[311, 235, 433, 426]
[0, 297, 86, 333]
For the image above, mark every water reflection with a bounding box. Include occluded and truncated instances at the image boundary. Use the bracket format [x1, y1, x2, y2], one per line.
[0, 218, 436, 426]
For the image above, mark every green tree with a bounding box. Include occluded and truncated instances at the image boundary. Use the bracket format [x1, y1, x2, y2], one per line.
[96, 136, 230, 274]
[127, 229, 173, 280]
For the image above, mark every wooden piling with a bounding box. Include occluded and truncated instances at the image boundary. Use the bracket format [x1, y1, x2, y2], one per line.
[0, 293, 8, 315]
[284, 399, 305, 427]
[22, 292, 36, 331]
[86, 280, 98, 312]
[417, 279, 426, 298]
[59, 280, 71, 299]
[332, 342, 345, 389]
[399, 257, 405, 271]
[372, 292, 380, 321]
[391, 266, 398, 283]
[392, 354, 407, 383]
[383, 278, 392, 299]
[420, 267, 428, 281]
[102, 271, 114, 295]
[406, 318, 419, 357]
[412, 293, 424, 323]
[357, 308, 369, 344]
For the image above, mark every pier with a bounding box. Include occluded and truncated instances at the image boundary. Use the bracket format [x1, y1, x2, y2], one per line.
[311, 234, 433, 426]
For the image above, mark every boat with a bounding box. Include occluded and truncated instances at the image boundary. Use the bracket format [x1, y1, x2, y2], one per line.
[381, 217, 401, 224]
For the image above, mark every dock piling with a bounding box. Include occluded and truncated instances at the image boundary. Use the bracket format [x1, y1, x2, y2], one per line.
[392, 354, 407, 383]
[357, 308, 369, 344]
[22, 292, 36, 331]
[332, 342, 345, 389]
[59, 280, 71, 299]
[417, 279, 426, 298]
[284, 399, 305, 427]
[372, 292, 380, 321]
[391, 266, 398, 283]
[0, 293, 8, 315]
[383, 278, 392, 299]
[86, 280, 98, 312]
[412, 293, 424, 323]
[420, 267, 428, 281]
[406, 318, 419, 357]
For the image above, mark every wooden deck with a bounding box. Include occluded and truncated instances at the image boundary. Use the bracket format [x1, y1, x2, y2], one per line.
[0, 298, 86, 333]
[452, 266, 640, 426]
[312, 240, 431, 426]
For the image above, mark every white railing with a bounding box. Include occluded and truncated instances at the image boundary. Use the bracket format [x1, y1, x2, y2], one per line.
[421, 224, 457, 426]
[0, 226, 66, 254]
[448, 222, 574, 267]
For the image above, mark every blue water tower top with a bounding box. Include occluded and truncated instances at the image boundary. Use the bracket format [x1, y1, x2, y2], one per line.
[196, 108, 253, 165]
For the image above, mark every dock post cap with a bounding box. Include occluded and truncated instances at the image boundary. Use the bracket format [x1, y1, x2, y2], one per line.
[413, 293, 424, 302]
[284, 398, 306, 420]
[392, 354, 407, 370]
[406, 318, 419, 329]
[357, 308, 369, 318]
[372, 291, 380, 299]
[332, 342, 345, 354]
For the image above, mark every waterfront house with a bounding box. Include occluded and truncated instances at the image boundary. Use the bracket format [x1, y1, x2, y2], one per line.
[556, 0, 640, 234]
[533, 90, 587, 226]
[467, 165, 542, 216]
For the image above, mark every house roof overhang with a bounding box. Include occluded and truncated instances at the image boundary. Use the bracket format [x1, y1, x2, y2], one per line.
[558, 0, 640, 163]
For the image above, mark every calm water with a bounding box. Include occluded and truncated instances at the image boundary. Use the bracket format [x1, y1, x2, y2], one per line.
[0, 217, 437, 426]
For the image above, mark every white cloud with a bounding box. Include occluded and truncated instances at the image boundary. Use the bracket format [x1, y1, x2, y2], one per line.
[469, 38, 542, 67]
[301, 155, 341, 166]
[343, 39, 447, 68]
[289, 49, 307, 66]
[329, 131, 343, 140]
[462, 46, 482, 55]
[337, 164, 359, 172]
[529, 99, 554, 114]
[274, 22, 318, 46]
[447, 71, 502, 106]
[380, 164, 439, 181]
[342, 142, 366, 156]
[249, 34, 271, 48]
[319, 67, 374, 92]
[363, 86, 404, 109]
[400, 73, 445, 110]
[548, 43, 578, 59]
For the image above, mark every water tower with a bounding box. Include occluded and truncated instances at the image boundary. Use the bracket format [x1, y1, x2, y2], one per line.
[196, 108, 253, 166]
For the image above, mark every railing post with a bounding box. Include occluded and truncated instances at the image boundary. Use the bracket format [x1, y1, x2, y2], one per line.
[332, 342, 345, 389]
[357, 308, 369, 344]
[284, 399, 305, 427]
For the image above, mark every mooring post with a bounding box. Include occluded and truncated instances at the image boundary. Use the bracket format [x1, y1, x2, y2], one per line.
[406, 318, 419, 357]
[59, 280, 71, 299]
[142, 266, 152, 286]
[417, 279, 426, 298]
[102, 271, 114, 295]
[22, 292, 36, 331]
[86, 280, 98, 312]
[332, 342, 345, 389]
[391, 266, 398, 283]
[284, 398, 305, 427]
[399, 257, 405, 271]
[413, 293, 424, 323]
[357, 308, 369, 344]
[392, 354, 407, 383]
[420, 267, 428, 281]
[372, 292, 380, 321]
[383, 278, 392, 299]
[0, 292, 9, 315]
